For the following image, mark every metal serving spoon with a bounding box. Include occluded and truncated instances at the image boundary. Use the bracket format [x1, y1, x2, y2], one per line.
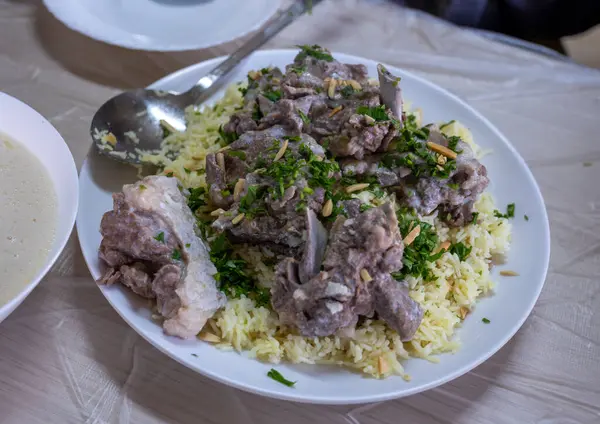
[91, 0, 319, 165]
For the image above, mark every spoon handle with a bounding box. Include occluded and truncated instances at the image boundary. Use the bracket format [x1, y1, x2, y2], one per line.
[188, 0, 317, 103]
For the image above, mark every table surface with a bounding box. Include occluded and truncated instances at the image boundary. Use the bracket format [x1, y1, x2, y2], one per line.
[1, 1, 599, 423]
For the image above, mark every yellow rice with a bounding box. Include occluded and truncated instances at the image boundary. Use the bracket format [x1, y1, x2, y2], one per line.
[142, 85, 512, 379]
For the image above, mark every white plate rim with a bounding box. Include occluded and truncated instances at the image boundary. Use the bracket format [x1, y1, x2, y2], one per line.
[76, 49, 551, 404]
[42, 0, 282, 52]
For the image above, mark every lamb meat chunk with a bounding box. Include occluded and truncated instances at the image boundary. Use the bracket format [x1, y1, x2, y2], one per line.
[271, 203, 422, 338]
[259, 96, 326, 134]
[271, 260, 357, 337]
[340, 154, 409, 187]
[291, 46, 369, 84]
[213, 211, 305, 250]
[204, 153, 246, 209]
[377, 64, 403, 123]
[327, 113, 394, 160]
[152, 264, 183, 319]
[373, 274, 423, 341]
[396, 129, 489, 226]
[323, 203, 404, 275]
[222, 112, 258, 137]
[340, 128, 489, 226]
[222, 67, 284, 137]
[120, 263, 154, 298]
[98, 176, 226, 339]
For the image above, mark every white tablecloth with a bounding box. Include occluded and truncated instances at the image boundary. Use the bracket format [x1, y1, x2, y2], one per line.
[1, 1, 599, 423]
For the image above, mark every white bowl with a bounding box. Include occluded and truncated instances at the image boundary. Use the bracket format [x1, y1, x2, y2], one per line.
[77, 50, 550, 404]
[0, 93, 79, 323]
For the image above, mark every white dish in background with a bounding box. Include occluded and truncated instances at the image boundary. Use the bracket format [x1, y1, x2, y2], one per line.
[0, 93, 79, 323]
[76, 50, 550, 404]
[43, 0, 282, 51]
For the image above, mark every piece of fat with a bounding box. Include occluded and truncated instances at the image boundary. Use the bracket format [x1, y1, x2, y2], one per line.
[122, 175, 226, 338]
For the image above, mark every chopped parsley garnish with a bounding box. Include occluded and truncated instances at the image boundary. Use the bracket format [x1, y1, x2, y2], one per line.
[296, 44, 334, 62]
[154, 232, 165, 243]
[448, 183, 459, 190]
[471, 212, 479, 225]
[228, 150, 247, 161]
[187, 187, 207, 213]
[252, 103, 263, 122]
[413, 126, 430, 140]
[210, 234, 270, 306]
[340, 85, 355, 98]
[267, 368, 296, 387]
[439, 120, 456, 130]
[238, 185, 268, 218]
[172, 249, 182, 261]
[360, 203, 374, 212]
[298, 109, 310, 125]
[449, 242, 472, 261]
[507, 203, 516, 218]
[166, 171, 174, 178]
[447, 136, 462, 153]
[263, 90, 282, 102]
[524, 214, 529, 221]
[184, 167, 191, 174]
[290, 65, 306, 75]
[139, 184, 147, 191]
[356, 105, 389, 122]
[191, 353, 198, 357]
[162, 127, 171, 138]
[393, 212, 439, 281]
[185, 243, 191, 248]
[218, 125, 238, 144]
[221, 189, 232, 197]
[482, 318, 491, 324]
[494, 203, 515, 219]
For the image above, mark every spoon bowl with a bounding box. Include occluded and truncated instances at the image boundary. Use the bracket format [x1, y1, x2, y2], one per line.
[89, 0, 318, 165]
[92, 89, 188, 165]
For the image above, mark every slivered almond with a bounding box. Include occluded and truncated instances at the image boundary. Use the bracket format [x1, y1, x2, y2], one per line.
[328, 78, 338, 99]
[500, 270, 519, 277]
[271, 77, 281, 84]
[191, 155, 204, 160]
[233, 178, 246, 201]
[437, 154, 447, 165]
[104, 132, 117, 146]
[232, 213, 245, 225]
[378, 356, 390, 374]
[403, 224, 421, 246]
[360, 269, 373, 283]
[159, 119, 179, 134]
[216, 152, 225, 171]
[459, 307, 470, 320]
[274, 139, 289, 161]
[322, 199, 333, 217]
[426, 142, 457, 160]
[218, 145, 232, 152]
[198, 331, 221, 343]
[433, 240, 451, 255]
[345, 183, 370, 193]
[329, 105, 343, 117]
[364, 115, 376, 125]
[210, 208, 225, 217]
[347, 79, 362, 90]
[248, 70, 261, 80]
[437, 165, 445, 171]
